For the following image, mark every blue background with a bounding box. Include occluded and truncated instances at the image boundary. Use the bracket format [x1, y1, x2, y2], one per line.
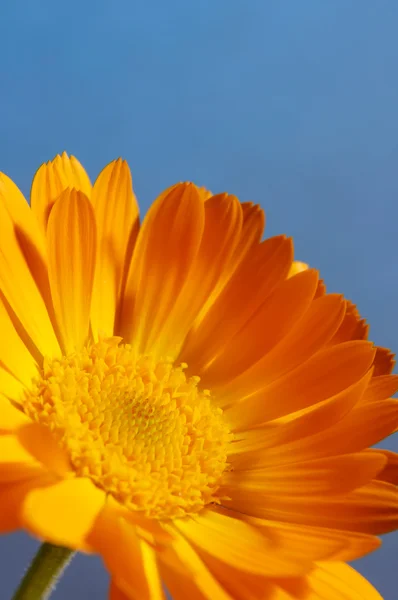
[0, 1, 397, 597]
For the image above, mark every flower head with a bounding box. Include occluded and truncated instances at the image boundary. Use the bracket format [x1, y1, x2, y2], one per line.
[0, 153, 397, 599]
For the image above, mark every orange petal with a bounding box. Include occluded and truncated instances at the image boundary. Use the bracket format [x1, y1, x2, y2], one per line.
[31, 152, 91, 234]
[225, 340, 375, 430]
[204, 511, 381, 577]
[151, 194, 243, 359]
[158, 532, 233, 600]
[327, 299, 395, 376]
[329, 300, 368, 345]
[174, 509, 309, 577]
[112, 538, 164, 600]
[373, 346, 395, 376]
[223, 451, 385, 498]
[201, 268, 319, 388]
[244, 517, 380, 563]
[363, 374, 398, 403]
[0, 434, 45, 483]
[0, 187, 60, 358]
[236, 518, 343, 563]
[90, 503, 164, 599]
[374, 449, 398, 485]
[258, 399, 398, 468]
[225, 201, 265, 276]
[160, 565, 225, 600]
[179, 236, 293, 377]
[47, 189, 97, 353]
[196, 555, 291, 600]
[217, 292, 345, 402]
[225, 480, 398, 535]
[301, 562, 383, 600]
[119, 183, 205, 354]
[244, 293, 345, 386]
[0, 474, 54, 533]
[16, 423, 72, 477]
[193, 544, 380, 600]
[109, 581, 132, 600]
[100, 496, 174, 547]
[0, 461, 44, 484]
[241, 201, 265, 239]
[229, 369, 373, 465]
[90, 159, 139, 338]
[22, 477, 105, 550]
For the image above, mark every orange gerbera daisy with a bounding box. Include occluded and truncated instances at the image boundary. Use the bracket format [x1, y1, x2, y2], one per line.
[0, 153, 397, 600]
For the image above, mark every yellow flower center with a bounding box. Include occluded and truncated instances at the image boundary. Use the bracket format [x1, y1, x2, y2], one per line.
[22, 338, 232, 519]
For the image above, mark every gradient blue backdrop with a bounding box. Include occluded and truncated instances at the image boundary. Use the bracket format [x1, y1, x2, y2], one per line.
[0, 1, 397, 598]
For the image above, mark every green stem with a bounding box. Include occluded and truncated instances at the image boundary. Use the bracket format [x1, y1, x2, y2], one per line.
[12, 542, 75, 600]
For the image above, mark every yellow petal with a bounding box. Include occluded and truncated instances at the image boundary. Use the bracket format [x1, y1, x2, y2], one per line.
[0, 188, 60, 358]
[0, 434, 36, 463]
[47, 189, 97, 353]
[0, 397, 31, 431]
[90, 159, 139, 338]
[0, 368, 26, 405]
[31, 152, 91, 234]
[287, 260, 308, 277]
[303, 562, 382, 600]
[22, 477, 105, 550]
[119, 183, 205, 354]
[198, 186, 213, 201]
[0, 172, 49, 297]
[0, 294, 38, 387]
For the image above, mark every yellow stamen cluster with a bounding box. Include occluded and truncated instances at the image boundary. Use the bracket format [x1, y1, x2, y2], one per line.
[23, 338, 232, 518]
